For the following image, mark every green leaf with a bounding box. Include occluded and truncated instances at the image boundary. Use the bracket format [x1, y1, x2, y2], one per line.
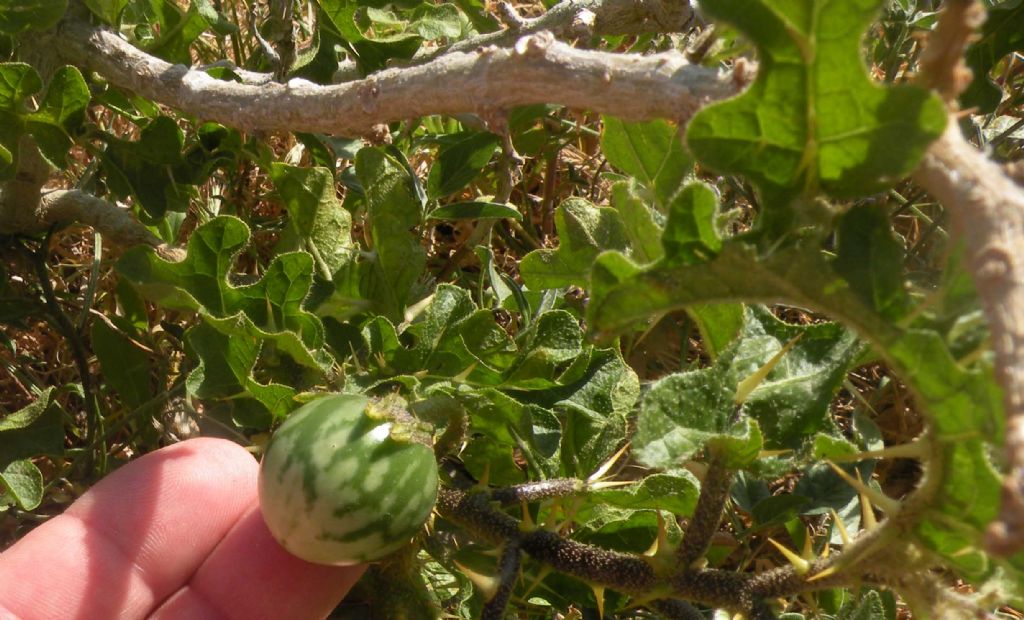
[25, 65, 89, 168]
[0, 0, 66, 33]
[0, 459, 43, 510]
[520, 198, 630, 289]
[601, 117, 691, 207]
[144, 0, 210, 64]
[732, 306, 861, 449]
[30, 66, 88, 131]
[686, 0, 946, 201]
[832, 204, 910, 320]
[634, 366, 761, 469]
[0, 63, 89, 177]
[194, 0, 236, 35]
[318, 0, 363, 41]
[186, 321, 295, 427]
[411, 3, 464, 40]
[354, 146, 427, 320]
[589, 472, 700, 517]
[589, 241, 846, 339]
[270, 162, 355, 275]
[750, 494, 810, 527]
[0, 387, 63, 469]
[686, 303, 744, 359]
[447, 386, 560, 481]
[838, 590, 886, 620]
[91, 321, 154, 410]
[117, 216, 327, 352]
[504, 310, 584, 388]
[609, 181, 664, 264]
[961, 0, 1024, 114]
[429, 201, 522, 221]
[426, 131, 499, 200]
[792, 461, 871, 537]
[661, 182, 722, 266]
[317, 0, 422, 74]
[887, 329, 1002, 438]
[0, 62, 40, 112]
[101, 116, 189, 220]
[395, 284, 515, 383]
[81, 0, 126, 25]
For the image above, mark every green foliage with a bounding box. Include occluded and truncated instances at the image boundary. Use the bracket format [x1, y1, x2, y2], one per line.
[82, 0, 127, 25]
[0, 63, 88, 179]
[0, 0, 66, 33]
[426, 131, 498, 200]
[961, 0, 1024, 113]
[270, 162, 355, 275]
[601, 117, 692, 208]
[3, 0, 1022, 618]
[686, 0, 946, 219]
[0, 388, 63, 511]
[520, 197, 630, 289]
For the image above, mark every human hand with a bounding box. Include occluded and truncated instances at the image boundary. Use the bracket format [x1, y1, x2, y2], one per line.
[0, 438, 364, 619]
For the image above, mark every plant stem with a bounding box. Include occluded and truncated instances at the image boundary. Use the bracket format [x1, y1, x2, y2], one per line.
[677, 452, 733, 568]
[24, 236, 106, 473]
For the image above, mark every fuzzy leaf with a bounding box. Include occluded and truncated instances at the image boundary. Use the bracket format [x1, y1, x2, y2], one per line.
[609, 181, 664, 264]
[429, 201, 522, 221]
[731, 306, 862, 449]
[661, 182, 722, 266]
[81, 0, 126, 25]
[91, 321, 154, 410]
[520, 198, 630, 289]
[101, 116, 190, 221]
[687, 0, 946, 201]
[634, 366, 761, 469]
[270, 163, 355, 275]
[354, 147, 427, 320]
[0, 459, 43, 510]
[426, 131, 498, 199]
[0, 387, 63, 468]
[186, 321, 296, 427]
[832, 204, 910, 320]
[0, 63, 87, 179]
[601, 117, 691, 207]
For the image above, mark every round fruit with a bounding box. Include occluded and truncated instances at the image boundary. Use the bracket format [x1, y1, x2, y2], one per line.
[258, 393, 439, 566]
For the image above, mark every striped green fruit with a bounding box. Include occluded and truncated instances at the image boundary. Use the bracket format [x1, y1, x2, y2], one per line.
[258, 393, 439, 566]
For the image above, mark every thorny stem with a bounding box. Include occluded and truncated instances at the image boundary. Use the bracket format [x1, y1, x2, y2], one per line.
[489, 478, 586, 505]
[436, 486, 904, 616]
[481, 541, 522, 620]
[677, 452, 733, 568]
[648, 599, 704, 620]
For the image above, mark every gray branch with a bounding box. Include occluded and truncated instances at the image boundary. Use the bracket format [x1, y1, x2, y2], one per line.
[913, 117, 1024, 557]
[57, 20, 734, 138]
[1, 184, 181, 259]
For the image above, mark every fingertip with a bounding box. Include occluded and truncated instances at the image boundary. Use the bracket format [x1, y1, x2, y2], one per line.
[0, 438, 261, 620]
[154, 506, 365, 620]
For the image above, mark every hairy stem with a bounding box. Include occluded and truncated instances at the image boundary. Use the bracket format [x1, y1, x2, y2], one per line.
[481, 541, 522, 620]
[677, 453, 733, 568]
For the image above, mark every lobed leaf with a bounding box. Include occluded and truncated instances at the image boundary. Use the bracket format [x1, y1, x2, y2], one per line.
[687, 0, 946, 204]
